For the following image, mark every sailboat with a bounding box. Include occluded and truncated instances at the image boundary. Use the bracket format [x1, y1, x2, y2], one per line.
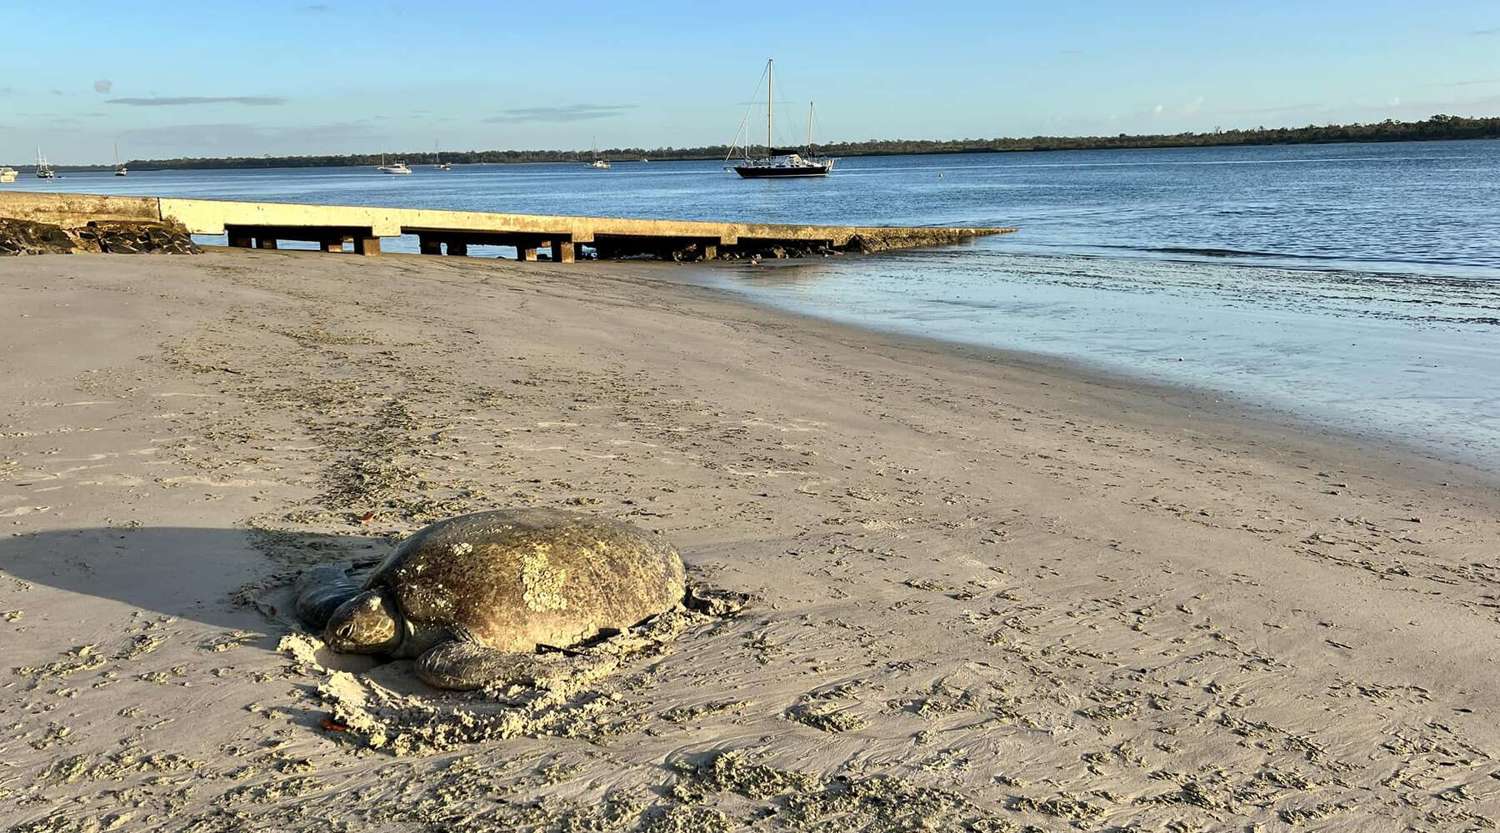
[114, 143, 128, 176]
[434, 142, 452, 171]
[376, 154, 412, 175]
[729, 59, 834, 178]
[588, 138, 610, 170]
[35, 149, 56, 179]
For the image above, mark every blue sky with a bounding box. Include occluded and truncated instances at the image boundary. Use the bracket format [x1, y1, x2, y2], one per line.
[4, 0, 1499, 163]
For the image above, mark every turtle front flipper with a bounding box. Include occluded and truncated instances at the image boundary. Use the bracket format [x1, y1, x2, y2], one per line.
[415, 634, 540, 691]
[295, 564, 362, 631]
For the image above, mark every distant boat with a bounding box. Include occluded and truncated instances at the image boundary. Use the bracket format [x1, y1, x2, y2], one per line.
[0, 166, 17, 183]
[434, 142, 452, 170]
[377, 155, 412, 175]
[588, 138, 610, 170]
[728, 59, 834, 178]
[113, 143, 128, 177]
[35, 149, 56, 179]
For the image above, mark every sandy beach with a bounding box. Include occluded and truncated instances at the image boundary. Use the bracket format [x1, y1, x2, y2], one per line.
[3, 248, 1498, 832]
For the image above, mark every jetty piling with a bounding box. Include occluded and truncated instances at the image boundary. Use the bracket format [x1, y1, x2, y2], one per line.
[0, 192, 1015, 262]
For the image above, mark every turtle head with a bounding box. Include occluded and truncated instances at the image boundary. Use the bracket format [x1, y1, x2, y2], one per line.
[324, 589, 403, 654]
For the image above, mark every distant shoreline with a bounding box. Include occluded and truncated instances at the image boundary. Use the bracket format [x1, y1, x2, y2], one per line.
[14, 114, 1499, 172]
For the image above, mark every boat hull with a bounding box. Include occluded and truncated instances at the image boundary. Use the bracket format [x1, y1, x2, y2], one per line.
[733, 165, 831, 179]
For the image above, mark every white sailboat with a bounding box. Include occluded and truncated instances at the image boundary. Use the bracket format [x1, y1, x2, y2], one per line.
[114, 143, 128, 177]
[588, 138, 610, 169]
[434, 141, 452, 170]
[35, 149, 56, 179]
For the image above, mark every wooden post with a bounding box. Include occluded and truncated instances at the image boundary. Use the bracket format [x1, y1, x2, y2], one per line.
[515, 244, 538, 262]
[354, 235, 381, 256]
[446, 240, 468, 257]
[418, 235, 441, 255]
[321, 237, 345, 253]
[700, 242, 718, 261]
[255, 237, 278, 250]
[552, 238, 574, 264]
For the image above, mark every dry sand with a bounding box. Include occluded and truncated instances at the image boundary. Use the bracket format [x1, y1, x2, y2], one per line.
[2, 249, 1498, 832]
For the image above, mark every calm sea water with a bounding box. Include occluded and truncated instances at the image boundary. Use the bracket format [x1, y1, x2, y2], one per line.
[19, 140, 1500, 467]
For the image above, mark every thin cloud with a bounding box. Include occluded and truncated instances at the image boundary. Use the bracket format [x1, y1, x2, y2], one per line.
[302, 3, 332, 11]
[94, 79, 113, 93]
[484, 104, 634, 123]
[1472, 26, 1500, 35]
[107, 96, 286, 107]
[1426, 78, 1500, 88]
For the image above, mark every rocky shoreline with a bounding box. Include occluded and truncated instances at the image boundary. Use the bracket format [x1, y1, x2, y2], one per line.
[0, 218, 199, 256]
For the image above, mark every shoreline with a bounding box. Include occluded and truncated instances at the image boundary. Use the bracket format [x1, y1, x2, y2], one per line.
[3, 249, 1498, 830]
[666, 254, 1500, 489]
[20, 132, 1500, 173]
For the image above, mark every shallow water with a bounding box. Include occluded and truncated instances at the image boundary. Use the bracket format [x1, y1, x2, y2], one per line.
[18, 140, 1500, 466]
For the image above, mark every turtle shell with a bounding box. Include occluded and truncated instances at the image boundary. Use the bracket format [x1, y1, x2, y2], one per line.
[367, 508, 685, 654]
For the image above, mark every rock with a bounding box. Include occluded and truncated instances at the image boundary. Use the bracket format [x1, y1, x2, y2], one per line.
[0, 219, 77, 255]
[0, 217, 200, 256]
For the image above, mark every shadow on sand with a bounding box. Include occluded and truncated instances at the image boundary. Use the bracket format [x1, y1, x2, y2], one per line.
[0, 526, 389, 631]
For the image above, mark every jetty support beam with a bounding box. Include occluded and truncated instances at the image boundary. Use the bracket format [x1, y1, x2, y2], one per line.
[224, 224, 375, 255]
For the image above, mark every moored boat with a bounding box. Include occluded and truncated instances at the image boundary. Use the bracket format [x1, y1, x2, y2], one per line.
[728, 59, 834, 179]
[587, 139, 610, 170]
[377, 155, 412, 175]
[0, 166, 17, 183]
[35, 149, 56, 179]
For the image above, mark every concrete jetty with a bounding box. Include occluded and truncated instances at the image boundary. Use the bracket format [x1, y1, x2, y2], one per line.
[0, 191, 1015, 262]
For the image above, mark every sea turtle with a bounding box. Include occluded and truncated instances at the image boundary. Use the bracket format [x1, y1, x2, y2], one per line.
[294, 508, 686, 690]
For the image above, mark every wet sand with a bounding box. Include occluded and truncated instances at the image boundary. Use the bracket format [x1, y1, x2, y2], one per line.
[2, 249, 1498, 832]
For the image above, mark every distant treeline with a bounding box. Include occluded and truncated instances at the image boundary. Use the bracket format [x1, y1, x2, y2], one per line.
[37, 114, 1500, 171]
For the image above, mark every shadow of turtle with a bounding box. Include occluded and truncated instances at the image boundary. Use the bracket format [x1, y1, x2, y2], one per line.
[0, 525, 389, 632]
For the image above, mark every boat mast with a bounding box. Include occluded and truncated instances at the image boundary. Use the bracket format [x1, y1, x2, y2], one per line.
[767, 58, 774, 157]
[806, 102, 813, 153]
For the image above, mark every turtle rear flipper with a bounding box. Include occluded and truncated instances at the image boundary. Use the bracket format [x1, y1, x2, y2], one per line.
[415, 636, 540, 691]
[295, 564, 361, 631]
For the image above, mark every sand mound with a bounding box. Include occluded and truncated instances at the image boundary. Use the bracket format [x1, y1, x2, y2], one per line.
[273, 584, 746, 756]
